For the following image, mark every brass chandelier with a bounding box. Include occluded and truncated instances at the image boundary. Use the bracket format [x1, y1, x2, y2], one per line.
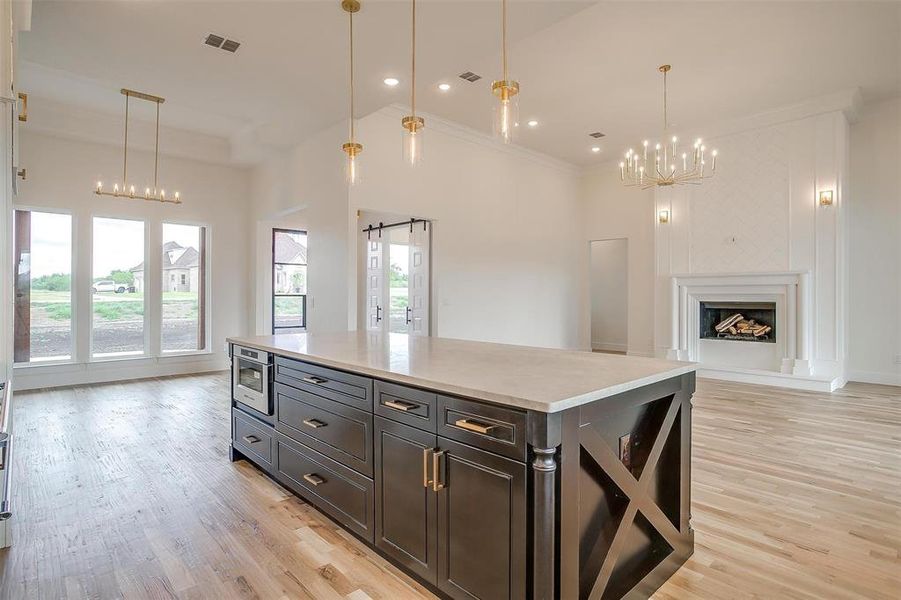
[341, 0, 362, 186]
[492, 0, 518, 144]
[94, 88, 181, 204]
[620, 65, 718, 189]
[401, 0, 423, 166]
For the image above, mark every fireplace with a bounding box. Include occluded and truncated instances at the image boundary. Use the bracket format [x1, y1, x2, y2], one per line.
[699, 301, 776, 343]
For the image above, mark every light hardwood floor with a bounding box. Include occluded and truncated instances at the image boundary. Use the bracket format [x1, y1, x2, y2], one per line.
[0, 373, 898, 599]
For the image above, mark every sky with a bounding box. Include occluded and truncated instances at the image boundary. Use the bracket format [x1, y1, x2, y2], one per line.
[27, 211, 201, 279]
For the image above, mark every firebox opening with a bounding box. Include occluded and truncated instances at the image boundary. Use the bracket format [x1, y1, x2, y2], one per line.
[700, 301, 776, 343]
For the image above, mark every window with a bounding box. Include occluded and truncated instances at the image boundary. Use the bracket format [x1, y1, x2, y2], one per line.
[272, 229, 307, 333]
[161, 223, 206, 352]
[13, 210, 74, 363]
[92, 217, 145, 357]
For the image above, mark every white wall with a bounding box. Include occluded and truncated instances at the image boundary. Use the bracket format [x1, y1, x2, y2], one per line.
[847, 97, 901, 385]
[589, 239, 628, 352]
[581, 168, 656, 356]
[251, 107, 585, 350]
[12, 130, 252, 389]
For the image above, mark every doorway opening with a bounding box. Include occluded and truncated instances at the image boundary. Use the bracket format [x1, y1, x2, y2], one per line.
[589, 239, 628, 355]
[360, 213, 431, 336]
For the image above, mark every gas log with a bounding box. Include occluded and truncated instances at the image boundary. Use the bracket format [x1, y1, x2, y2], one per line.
[714, 313, 772, 339]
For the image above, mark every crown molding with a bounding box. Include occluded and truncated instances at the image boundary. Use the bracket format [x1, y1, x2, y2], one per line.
[376, 104, 580, 175]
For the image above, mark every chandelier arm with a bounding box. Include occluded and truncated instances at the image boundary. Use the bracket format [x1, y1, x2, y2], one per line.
[123, 93, 129, 187]
[154, 101, 160, 191]
[662, 67, 668, 131]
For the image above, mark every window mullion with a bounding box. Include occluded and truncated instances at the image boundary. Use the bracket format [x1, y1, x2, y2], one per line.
[147, 221, 162, 358]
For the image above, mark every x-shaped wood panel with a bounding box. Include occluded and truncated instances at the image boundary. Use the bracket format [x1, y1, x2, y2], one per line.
[580, 394, 685, 600]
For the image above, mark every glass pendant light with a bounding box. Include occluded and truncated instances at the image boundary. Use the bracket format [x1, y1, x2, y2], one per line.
[492, 0, 518, 144]
[401, 0, 424, 166]
[341, 0, 362, 186]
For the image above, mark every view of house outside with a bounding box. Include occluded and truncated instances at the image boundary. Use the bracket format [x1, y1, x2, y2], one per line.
[159, 223, 204, 352]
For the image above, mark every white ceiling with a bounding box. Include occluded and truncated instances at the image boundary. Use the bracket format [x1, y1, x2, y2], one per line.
[19, 1, 901, 165]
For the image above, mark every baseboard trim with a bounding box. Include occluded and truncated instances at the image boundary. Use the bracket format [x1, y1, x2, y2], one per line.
[591, 341, 628, 353]
[697, 365, 843, 392]
[846, 370, 901, 387]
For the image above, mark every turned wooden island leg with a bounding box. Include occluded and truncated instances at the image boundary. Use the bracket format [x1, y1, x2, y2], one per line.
[532, 446, 558, 600]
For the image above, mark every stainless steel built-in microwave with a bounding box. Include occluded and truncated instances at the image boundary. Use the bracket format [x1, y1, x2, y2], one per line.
[232, 345, 272, 415]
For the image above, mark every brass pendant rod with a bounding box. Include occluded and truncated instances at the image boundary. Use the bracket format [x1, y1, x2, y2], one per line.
[349, 8, 355, 142]
[122, 93, 129, 187]
[411, 0, 416, 116]
[663, 67, 668, 131]
[154, 101, 160, 191]
[502, 0, 507, 81]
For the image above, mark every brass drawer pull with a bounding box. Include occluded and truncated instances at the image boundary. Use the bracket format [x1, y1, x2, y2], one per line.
[303, 473, 326, 486]
[302, 376, 328, 385]
[302, 418, 327, 429]
[432, 450, 446, 491]
[422, 447, 433, 488]
[242, 434, 260, 444]
[454, 418, 496, 435]
[384, 399, 419, 412]
[18, 92, 27, 122]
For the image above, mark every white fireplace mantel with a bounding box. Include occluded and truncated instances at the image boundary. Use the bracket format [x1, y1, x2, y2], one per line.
[667, 271, 816, 383]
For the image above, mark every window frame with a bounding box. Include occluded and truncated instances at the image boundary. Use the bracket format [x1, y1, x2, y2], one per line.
[272, 228, 308, 333]
[159, 220, 211, 357]
[11, 206, 77, 366]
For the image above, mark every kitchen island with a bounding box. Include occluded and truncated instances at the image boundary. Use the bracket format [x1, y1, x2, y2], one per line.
[227, 332, 696, 600]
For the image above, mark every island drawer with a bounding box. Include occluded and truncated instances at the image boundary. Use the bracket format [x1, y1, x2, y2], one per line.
[275, 433, 374, 542]
[374, 381, 437, 432]
[275, 382, 373, 476]
[233, 409, 273, 470]
[437, 395, 528, 462]
[275, 356, 372, 411]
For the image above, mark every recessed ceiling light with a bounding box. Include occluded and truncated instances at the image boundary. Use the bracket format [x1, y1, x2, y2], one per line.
[591, 147, 601, 153]
[438, 83, 451, 92]
[384, 78, 400, 87]
[527, 120, 539, 127]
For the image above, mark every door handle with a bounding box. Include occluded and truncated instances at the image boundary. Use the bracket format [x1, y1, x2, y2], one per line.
[454, 418, 496, 435]
[301, 376, 327, 385]
[17, 92, 27, 122]
[242, 434, 260, 444]
[422, 447, 433, 488]
[432, 449, 446, 491]
[405, 306, 412, 324]
[376, 305, 382, 323]
[303, 473, 325, 486]
[384, 399, 419, 412]
[302, 418, 327, 429]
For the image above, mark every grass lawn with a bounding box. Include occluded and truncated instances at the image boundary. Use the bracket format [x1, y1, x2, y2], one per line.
[29, 289, 198, 322]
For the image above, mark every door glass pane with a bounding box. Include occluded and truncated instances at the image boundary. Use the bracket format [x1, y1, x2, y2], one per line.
[389, 229, 410, 333]
[274, 296, 305, 330]
[92, 217, 145, 357]
[237, 360, 263, 393]
[161, 223, 204, 352]
[15, 211, 73, 362]
[274, 264, 306, 294]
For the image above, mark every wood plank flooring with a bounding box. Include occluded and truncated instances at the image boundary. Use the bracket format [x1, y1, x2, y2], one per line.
[0, 373, 898, 599]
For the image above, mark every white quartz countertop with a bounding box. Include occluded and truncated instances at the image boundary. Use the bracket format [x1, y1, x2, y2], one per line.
[227, 332, 696, 413]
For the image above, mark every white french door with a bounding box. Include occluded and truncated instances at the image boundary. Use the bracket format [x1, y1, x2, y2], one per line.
[362, 222, 430, 335]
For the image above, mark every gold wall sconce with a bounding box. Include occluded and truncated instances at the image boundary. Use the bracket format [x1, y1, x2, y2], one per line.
[819, 190, 834, 206]
[658, 210, 670, 224]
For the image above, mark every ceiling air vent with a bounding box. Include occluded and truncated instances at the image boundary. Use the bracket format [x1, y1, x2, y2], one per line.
[588, 131, 606, 139]
[458, 71, 482, 83]
[221, 39, 241, 53]
[205, 33, 241, 53]
[204, 33, 225, 48]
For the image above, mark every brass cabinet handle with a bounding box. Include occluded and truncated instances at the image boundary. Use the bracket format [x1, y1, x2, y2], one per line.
[422, 447, 433, 488]
[303, 473, 325, 486]
[301, 376, 327, 385]
[17, 92, 27, 122]
[384, 399, 418, 412]
[242, 434, 260, 444]
[16, 168, 25, 181]
[454, 418, 496, 435]
[302, 418, 327, 429]
[432, 450, 446, 491]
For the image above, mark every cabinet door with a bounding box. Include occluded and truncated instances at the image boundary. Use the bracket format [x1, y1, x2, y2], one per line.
[374, 416, 438, 583]
[436, 438, 527, 600]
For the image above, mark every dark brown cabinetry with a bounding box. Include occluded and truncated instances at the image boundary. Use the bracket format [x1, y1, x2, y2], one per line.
[374, 416, 527, 600]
